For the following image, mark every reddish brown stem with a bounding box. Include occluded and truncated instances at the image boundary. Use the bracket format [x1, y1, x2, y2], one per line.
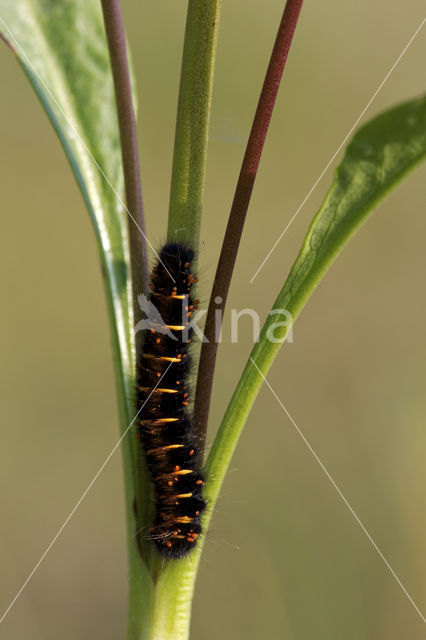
[101, 0, 149, 329]
[193, 0, 304, 449]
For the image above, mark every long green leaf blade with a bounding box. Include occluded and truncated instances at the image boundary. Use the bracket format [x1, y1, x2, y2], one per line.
[205, 93, 426, 519]
[0, 2, 151, 636]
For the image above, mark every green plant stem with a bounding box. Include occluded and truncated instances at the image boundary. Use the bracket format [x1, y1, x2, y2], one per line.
[167, 0, 222, 250]
[107, 301, 153, 640]
[194, 0, 304, 448]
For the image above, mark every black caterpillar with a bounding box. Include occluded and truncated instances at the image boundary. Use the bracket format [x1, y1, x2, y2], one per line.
[136, 243, 206, 558]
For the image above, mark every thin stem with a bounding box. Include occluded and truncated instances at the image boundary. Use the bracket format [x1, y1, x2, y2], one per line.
[193, 0, 304, 448]
[101, 0, 152, 546]
[167, 0, 222, 250]
[101, 0, 149, 310]
[101, 3, 152, 637]
[0, 31, 16, 53]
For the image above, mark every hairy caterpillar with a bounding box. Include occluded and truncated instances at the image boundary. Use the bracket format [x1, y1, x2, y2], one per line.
[136, 243, 206, 558]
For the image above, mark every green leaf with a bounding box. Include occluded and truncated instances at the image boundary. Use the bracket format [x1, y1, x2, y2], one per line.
[204, 94, 426, 523]
[0, 2, 152, 636]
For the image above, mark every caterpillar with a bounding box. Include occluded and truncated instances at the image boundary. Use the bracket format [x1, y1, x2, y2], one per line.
[136, 243, 206, 558]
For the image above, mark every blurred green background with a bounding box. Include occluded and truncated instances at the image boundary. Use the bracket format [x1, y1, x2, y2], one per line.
[1, 1, 425, 638]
